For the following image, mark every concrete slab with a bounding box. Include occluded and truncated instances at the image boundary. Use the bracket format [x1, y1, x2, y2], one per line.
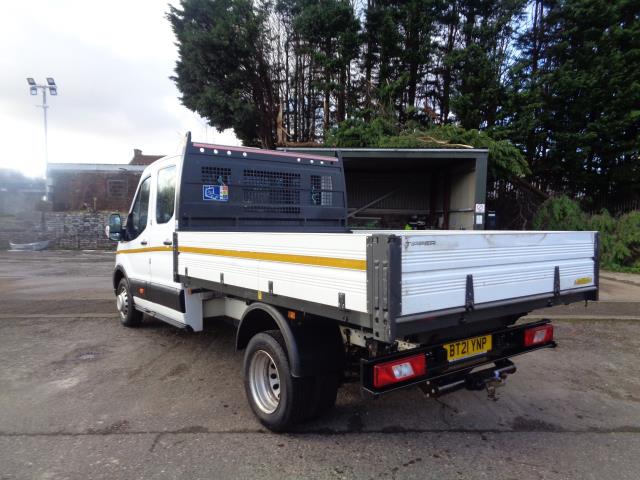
[598, 274, 640, 302]
[601, 270, 640, 287]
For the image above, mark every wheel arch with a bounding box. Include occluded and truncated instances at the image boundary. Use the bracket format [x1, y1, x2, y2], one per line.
[112, 265, 127, 293]
[236, 303, 344, 378]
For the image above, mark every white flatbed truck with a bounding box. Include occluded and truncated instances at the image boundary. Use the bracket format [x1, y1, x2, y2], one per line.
[106, 133, 599, 431]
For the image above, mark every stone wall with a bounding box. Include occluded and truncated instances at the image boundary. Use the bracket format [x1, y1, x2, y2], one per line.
[0, 211, 126, 250]
[44, 211, 126, 250]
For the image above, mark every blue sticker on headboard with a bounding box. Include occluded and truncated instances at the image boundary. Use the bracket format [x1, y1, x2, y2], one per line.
[203, 185, 228, 202]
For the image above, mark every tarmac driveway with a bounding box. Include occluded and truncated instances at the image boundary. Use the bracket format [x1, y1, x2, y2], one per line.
[1, 251, 639, 479]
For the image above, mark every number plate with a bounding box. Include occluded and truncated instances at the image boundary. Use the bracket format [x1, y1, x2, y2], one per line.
[444, 335, 492, 362]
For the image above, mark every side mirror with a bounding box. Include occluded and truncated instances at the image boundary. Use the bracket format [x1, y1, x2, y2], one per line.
[106, 213, 123, 241]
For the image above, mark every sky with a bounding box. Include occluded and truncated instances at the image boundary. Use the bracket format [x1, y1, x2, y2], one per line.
[0, 0, 239, 178]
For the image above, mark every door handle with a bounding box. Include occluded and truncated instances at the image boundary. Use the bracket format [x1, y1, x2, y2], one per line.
[163, 240, 173, 246]
[140, 239, 148, 245]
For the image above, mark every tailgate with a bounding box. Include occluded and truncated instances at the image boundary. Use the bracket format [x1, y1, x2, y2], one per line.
[399, 231, 597, 316]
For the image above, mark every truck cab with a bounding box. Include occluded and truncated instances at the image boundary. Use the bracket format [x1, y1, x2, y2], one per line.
[110, 155, 189, 328]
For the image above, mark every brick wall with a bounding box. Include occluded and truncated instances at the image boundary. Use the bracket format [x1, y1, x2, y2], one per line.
[49, 170, 141, 212]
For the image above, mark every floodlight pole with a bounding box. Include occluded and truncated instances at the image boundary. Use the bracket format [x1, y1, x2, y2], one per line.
[28, 78, 57, 201]
[38, 87, 49, 173]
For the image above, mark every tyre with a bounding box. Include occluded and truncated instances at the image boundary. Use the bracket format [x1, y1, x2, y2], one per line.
[309, 373, 340, 419]
[116, 277, 142, 327]
[243, 330, 339, 431]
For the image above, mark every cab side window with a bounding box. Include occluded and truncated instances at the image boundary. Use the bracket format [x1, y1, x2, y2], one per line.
[128, 176, 151, 239]
[156, 166, 176, 224]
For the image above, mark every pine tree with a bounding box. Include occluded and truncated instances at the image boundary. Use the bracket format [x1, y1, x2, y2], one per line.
[447, 0, 527, 130]
[168, 0, 278, 147]
[505, 0, 640, 206]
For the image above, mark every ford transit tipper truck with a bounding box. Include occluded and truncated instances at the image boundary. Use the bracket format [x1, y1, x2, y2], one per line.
[106, 133, 599, 431]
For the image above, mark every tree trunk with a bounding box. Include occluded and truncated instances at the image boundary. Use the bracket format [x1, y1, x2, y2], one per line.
[440, 11, 457, 124]
[284, 35, 291, 141]
[406, 4, 419, 110]
[363, 0, 375, 122]
[323, 39, 331, 133]
[253, 45, 277, 148]
[323, 78, 330, 133]
[337, 64, 346, 124]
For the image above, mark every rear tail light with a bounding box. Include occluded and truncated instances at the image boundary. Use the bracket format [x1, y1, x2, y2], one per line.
[373, 354, 426, 388]
[524, 324, 554, 347]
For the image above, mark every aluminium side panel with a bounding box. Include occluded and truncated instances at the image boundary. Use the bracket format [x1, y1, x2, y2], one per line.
[399, 231, 597, 316]
[176, 231, 369, 312]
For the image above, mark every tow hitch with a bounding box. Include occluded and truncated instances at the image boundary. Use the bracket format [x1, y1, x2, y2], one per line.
[484, 370, 507, 401]
[419, 360, 516, 400]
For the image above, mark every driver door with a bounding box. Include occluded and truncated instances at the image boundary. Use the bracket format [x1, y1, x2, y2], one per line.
[119, 175, 152, 297]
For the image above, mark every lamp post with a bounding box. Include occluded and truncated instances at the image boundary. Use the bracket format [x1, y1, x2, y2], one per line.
[27, 77, 58, 201]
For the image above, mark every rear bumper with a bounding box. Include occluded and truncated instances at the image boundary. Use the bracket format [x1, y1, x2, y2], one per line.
[361, 319, 556, 396]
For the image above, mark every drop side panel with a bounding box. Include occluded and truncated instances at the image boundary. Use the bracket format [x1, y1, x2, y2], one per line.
[399, 231, 597, 316]
[177, 231, 368, 312]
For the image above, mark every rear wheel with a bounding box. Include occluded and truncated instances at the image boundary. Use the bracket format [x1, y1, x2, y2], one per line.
[243, 330, 339, 431]
[116, 278, 142, 327]
[310, 373, 340, 419]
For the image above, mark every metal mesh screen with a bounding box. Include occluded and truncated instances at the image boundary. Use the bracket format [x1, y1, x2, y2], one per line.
[244, 205, 301, 214]
[202, 166, 231, 185]
[243, 169, 301, 207]
[311, 175, 333, 206]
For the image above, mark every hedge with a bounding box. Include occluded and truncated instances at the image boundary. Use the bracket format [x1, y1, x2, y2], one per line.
[533, 196, 640, 273]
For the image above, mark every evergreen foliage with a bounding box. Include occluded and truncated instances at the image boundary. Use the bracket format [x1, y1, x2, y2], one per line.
[533, 197, 640, 272]
[325, 120, 529, 177]
[532, 196, 588, 231]
[503, 0, 640, 208]
[168, 0, 640, 203]
[610, 211, 640, 271]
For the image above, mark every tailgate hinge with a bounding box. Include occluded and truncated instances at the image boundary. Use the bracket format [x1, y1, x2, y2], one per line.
[465, 274, 475, 311]
[338, 292, 346, 310]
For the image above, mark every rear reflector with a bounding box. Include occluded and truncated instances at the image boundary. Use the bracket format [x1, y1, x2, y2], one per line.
[524, 324, 554, 347]
[373, 354, 426, 388]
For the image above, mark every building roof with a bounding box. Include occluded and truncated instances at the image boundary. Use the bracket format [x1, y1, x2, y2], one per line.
[279, 147, 488, 159]
[279, 147, 489, 171]
[129, 148, 165, 165]
[48, 163, 146, 173]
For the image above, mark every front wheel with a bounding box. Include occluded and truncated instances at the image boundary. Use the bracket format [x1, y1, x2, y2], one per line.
[116, 277, 142, 327]
[243, 330, 339, 431]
